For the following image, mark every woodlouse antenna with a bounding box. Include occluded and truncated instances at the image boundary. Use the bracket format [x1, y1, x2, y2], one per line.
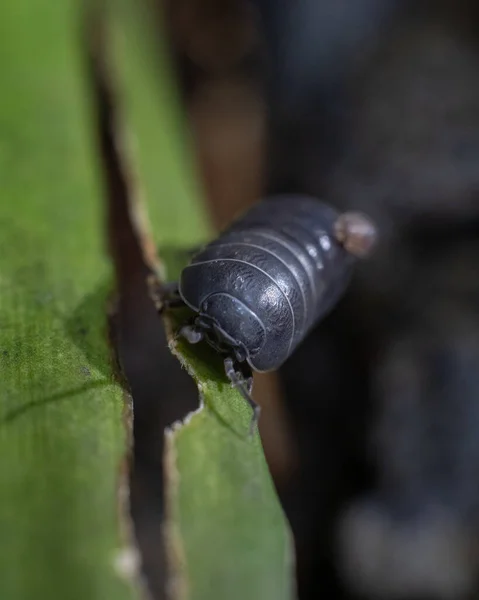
[224, 357, 260, 437]
[334, 211, 378, 258]
[179, 324, 203, 344]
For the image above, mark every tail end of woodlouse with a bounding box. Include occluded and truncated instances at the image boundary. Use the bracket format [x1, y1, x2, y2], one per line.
[334, 211, 378, 259]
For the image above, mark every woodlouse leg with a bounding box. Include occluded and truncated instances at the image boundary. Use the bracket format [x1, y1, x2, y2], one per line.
[224, 357, 260, 437]
[161, 282, 185, 309]
[148, 275, 185, 313]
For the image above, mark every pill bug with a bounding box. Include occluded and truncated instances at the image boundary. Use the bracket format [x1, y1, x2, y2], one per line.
[160, 194, 377, 433]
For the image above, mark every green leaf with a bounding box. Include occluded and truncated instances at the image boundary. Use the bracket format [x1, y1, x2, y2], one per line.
[0, 1, 138, 599]
[164, 326, 294, 600]
[110, 4, 294, 599]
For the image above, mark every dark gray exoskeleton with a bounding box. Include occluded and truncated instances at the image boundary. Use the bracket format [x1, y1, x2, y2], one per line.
[163, 195, 376, 433]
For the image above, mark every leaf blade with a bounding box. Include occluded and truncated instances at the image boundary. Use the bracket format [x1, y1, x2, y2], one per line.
[109, 4, 294, 597]
[0, 1, 138, 598]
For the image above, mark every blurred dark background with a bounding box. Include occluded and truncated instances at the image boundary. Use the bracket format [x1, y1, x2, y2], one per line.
[112, 2, 479, 599]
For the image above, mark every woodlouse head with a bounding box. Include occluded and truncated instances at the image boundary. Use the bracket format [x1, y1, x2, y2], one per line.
[196, 292, 266, 366]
